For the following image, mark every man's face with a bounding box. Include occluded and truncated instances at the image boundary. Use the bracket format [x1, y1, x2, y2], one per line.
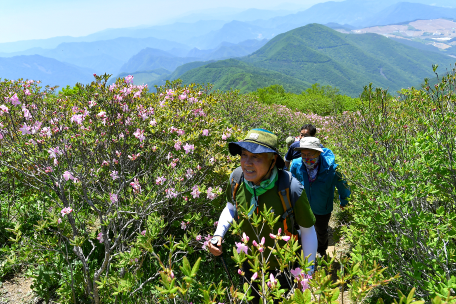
[300, 129, 310, 138]
[240, 150, 276, 185]
[300, 149, 321, 159]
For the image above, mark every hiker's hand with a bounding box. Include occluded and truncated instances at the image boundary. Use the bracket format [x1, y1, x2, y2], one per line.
[208, 236, 223, 256]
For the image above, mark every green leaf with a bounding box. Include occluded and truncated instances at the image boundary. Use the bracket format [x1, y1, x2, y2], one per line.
[191, 257, 201, 276]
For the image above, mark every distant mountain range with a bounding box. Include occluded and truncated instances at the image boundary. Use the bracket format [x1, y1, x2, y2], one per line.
[168, 24, 456, 96]
[0, 37, 189, 75]
[2, 0, 456, 91]
[2, 0, 456, 53]
[117, 39, 268, 75]
[0, 55, 93, 87]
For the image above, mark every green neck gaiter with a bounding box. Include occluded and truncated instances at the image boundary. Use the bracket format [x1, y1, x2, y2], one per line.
[244, 167, 278, 217]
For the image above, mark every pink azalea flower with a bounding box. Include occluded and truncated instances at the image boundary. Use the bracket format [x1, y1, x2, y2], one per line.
[251, 272, 258, 281]
[196, 235, 202, 241]
[125, 75, 134, 84]
[179, 94, 187, 100]
[197, 165, 202, 170]
[141, 230, 146, 236]
[57, 218, 62, 224]
[24, 89, 31, 96]
[150, 119, 157, 126]
[97, 111, 106, 118]
[156, 176, 166, 185]
[207, 187, 217, 200]
[9, 93, 20, 105]
[267, 273, 277, 289]
[183, 143, 195, 154]
[174, 141, 182, 151]
[222, 134, 227, 140]
[88, 100, 97, 108]
[241, 232, 249, 243]
[130, 178, 141, 193]
[128, 153, 140, 161]
[110, 193, 118, 204]
[61, 207, 73, 216]
[133, 129, 145, 142]
[238, 269, 244, 275]
[165, 188, 178, 198]
[301, 275, 312, 291]
[63, 171, 74, 181]
[282, 235, 291, 242]
[269, 233, 277, 239]
[177, 129, 185, 136]
[235, 242, 248, 254]
[190, 185, 201, 198]
[291, 268, 305, 278]
[110, 171, 119, 180]
[48, 147, 63, 159]
[0, 104, 9, 114]
[71, 114, 84, 125]
[170, 270, 174, 279]
[202, 129, 209, 136]
[97, 232, 104, 243]
[116, 150, 121, 157]
[181, 221, 188, 230]
[19, 124, 31, 135]
[22, 106, 32, 120]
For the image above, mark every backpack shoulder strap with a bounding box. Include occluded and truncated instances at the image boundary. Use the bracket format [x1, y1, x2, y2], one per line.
[230, 166, 243, 221]
[277, 169, 303, 240]
[230, 166, 244, 203]
[277, 170, 295, 217]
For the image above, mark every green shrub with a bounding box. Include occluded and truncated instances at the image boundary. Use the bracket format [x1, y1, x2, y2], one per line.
[332, 66, 456, 301]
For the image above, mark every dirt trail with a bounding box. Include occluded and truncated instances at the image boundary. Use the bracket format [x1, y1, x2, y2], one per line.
[0, 275, 35, 304]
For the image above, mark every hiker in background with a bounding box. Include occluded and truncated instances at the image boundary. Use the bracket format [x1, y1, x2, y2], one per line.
[209, 128, 317, 304]
[285, 124, 321, 169]
[290, 136, 350, 258]
[285, 136, 298, 169]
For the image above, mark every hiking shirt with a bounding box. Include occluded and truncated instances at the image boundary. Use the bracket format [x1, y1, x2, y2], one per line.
[224, 172, 315, 268]
[290, 148, 350, 215]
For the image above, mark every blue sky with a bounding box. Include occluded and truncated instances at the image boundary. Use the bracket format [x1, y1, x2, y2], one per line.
[0, 0, 330, 43]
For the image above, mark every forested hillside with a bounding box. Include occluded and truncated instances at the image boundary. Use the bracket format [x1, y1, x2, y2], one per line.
[175, 24, 455, 96]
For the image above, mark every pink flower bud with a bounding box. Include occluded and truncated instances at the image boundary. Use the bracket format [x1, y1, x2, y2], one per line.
[251, 272, 258, 281]
[282, 235, 291, 242]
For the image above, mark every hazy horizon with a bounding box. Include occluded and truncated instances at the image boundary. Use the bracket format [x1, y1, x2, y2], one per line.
[0, 0, 334, 44]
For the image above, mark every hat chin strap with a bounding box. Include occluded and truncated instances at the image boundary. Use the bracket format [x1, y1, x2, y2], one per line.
[256, 157, 277, 185]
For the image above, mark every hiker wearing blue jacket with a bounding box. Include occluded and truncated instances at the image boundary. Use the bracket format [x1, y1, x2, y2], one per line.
[290, 136, 350, 257]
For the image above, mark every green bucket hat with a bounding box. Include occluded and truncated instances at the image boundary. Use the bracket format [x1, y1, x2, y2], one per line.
[228, 128, 285, 168]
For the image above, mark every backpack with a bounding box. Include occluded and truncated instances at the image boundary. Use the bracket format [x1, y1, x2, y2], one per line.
[229, 167, 301, 241]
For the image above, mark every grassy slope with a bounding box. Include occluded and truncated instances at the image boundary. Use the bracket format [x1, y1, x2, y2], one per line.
[178, 59, 311, 93]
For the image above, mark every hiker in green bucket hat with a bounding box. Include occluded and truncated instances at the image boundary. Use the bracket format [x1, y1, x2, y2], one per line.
[208, 128, 318, 304]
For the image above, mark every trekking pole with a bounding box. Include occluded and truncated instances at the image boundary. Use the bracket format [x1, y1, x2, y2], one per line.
[211, 237, 235, 287]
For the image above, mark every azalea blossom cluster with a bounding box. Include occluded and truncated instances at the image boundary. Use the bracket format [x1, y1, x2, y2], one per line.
[290, 267, 312, 291]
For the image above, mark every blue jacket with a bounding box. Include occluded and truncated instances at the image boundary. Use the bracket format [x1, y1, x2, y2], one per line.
[290, 148, 350, 215]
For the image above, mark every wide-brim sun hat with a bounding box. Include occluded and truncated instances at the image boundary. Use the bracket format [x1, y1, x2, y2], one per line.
[228, 128, 285, 168]
[294, 137, 323, 152]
